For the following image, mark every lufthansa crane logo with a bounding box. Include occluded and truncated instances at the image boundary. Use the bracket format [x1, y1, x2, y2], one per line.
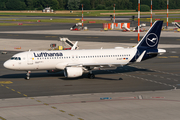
[146, 33, 158, 47]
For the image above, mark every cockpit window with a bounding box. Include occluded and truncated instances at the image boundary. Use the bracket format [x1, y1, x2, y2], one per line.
[10, 57, 21, 60]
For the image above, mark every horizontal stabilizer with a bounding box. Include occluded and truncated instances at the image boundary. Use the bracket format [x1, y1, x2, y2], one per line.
[147, 49, 166, 55]
[147, 52, 158, 55]
[158, 49, 166, 55]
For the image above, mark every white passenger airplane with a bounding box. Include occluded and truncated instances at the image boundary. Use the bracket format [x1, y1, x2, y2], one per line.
[4, 21, 166, 80]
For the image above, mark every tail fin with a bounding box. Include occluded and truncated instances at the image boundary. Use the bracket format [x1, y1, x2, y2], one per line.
[134, 21, 163, 49]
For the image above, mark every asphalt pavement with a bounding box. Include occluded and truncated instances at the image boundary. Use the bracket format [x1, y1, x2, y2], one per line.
[0, 21, 180, 120]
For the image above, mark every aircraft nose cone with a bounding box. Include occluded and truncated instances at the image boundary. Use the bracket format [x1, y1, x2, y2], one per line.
[3, 61, 11, 69]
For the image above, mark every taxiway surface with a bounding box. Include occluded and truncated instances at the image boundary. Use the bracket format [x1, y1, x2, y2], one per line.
[0, 23, 180, 98]
[0, 23, 180, 120]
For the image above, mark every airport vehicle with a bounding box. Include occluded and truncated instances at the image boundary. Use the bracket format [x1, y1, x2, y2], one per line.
[172, 22, 180, 31]
[3, 21, 166, 80]
[59, 37, 79, 50]
[70, 23, 84, 31]
[133, 23, 146, 32]
[172, 22, 180, 28]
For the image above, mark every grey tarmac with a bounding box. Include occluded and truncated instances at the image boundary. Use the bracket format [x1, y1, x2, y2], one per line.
[0, 22, 180, 120]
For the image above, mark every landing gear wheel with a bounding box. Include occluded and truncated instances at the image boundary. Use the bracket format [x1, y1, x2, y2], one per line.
[25, 71, 31, 80]
[90, 74, 95, 79]
[88, 73, 95, 79]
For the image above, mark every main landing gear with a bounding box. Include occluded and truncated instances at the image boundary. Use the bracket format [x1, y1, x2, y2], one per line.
[88, 71, 95, 79]
[25, 71, 31, 80]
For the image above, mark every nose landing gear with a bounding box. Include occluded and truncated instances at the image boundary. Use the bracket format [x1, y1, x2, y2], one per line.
[25, 71, 31, 80]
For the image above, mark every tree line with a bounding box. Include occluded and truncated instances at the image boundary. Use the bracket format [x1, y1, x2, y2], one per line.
[0, 0, 180, 10]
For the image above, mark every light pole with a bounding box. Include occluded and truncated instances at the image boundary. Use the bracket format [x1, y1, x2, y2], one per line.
[113, 4, 116, 23]
[138, 0, 140, 42]
[167, 0, 169, 29]
[82, 4, 84, 28]
[151, 0, 152, 27]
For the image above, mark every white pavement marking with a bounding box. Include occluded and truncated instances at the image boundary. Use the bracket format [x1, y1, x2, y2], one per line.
[108, 69, 175, 89]
[131, 66, 179, 82]
[130, 65, 180, 77]
[1, 90, 180, 120]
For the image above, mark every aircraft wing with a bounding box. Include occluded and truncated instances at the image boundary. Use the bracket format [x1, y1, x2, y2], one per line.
[67, 63, 127, 68]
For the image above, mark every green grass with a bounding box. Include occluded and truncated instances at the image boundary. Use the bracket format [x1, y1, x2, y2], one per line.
[81, 10, 135, 16]
[0, 9, 179, 17]
[0, 12, 62, 16]
[0, 23, 42, 26]
[2, 19, 110, 24]
[0, 10, 135, 17]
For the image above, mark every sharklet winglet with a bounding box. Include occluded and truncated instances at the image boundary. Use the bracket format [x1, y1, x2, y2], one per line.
[136, 51, 146, 62]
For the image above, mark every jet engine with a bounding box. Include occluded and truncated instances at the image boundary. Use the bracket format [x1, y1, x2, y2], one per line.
[64, 67, 83, 78]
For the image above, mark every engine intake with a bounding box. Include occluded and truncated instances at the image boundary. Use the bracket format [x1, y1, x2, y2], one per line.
[64, 67, 83, 78]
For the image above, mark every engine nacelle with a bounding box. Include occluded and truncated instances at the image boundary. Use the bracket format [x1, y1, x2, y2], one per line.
[64, 67, 83, 78]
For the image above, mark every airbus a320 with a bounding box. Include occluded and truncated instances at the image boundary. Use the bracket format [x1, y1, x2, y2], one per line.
[4, 21, 166, 80]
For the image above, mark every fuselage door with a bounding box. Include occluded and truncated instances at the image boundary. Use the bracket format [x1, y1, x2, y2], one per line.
[27, 53, 33, 65]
